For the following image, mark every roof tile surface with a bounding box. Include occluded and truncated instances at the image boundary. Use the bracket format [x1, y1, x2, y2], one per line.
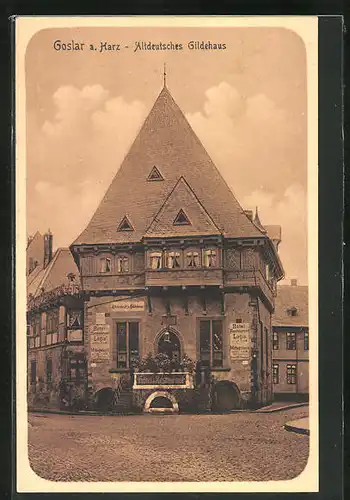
[73, 86, 265, 245]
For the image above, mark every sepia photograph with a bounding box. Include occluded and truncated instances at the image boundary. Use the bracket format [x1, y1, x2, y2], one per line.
[16, 16, 318, 492]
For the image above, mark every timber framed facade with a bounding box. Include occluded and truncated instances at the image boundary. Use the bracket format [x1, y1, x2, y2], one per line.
[28, 83, 285, 413]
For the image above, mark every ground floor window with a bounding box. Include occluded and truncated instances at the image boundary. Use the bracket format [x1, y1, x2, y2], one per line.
[69, 354, 85, 385]
[304, 331, 309, 350]
[272, 364, 279, 384]
[199, 319, 223, 368]
[46, 358, 53, 384]
[116, 322, 140, 369]
[287, 364, 297, 384]
[30, 360, 36, 384]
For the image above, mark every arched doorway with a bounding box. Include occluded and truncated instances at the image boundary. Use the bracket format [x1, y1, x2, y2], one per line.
[157, 329, 181, 363]
[95, 387, 114, 412]
[144, 391, 179, 413]
[212, 381, 240, 412]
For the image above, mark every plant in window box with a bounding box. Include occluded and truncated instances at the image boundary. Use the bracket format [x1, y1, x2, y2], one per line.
[130, 354, 141, 372]
[139, 352, 158, 373]
[180, 354, 195, 374]
[154, 352, 171, 373]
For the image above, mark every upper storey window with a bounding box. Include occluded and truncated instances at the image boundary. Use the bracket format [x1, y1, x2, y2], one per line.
[173, 209, 191, 226]
[204, 249, 217, 268]
[167, 251, 181, 269]
[186, 251, 200, 268]
[117, 255, 129, 273]
[150, 251, 162, 269]
[100, 257, 111, 273]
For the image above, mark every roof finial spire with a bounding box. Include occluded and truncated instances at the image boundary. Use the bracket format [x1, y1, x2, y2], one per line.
[163, 62, 167, 87]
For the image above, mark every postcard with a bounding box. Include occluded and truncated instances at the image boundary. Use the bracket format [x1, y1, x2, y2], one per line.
[16, 15, 318, 493]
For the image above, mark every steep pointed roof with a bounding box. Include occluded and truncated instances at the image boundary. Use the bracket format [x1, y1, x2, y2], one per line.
[27, 248, 80, 299]
[72, 85, 265, 245]
[145, 176, 221, 238]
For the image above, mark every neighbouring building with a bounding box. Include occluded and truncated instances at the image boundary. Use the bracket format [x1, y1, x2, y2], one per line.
[27, 82, 285, 413]
[272, 280, 309, 401]
[27, 231, 85, 410]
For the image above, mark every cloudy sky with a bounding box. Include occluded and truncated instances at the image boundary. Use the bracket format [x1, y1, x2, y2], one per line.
[26, 26, 307, 285]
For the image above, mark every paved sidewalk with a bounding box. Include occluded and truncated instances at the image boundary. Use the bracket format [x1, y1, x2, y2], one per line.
[255, 401, 308, 413]
[284, 417, 309, 435]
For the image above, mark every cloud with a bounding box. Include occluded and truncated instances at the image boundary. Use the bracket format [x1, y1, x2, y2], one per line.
[186, 81, 305, 196]
[27, 81, 307, 283]
[27, 85, 147, 247]
[241, 184, 308, 284]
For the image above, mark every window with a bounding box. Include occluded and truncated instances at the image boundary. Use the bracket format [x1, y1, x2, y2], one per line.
[287, 307, 297, 317]
[69, 354, 85, 384]
[31, 314, 41, 348]
[204, 249, 217, 268]
[68, 310, 82, 329]
[46, 358, 52, 384]
[173, 209, 191, 225]
[100, 257, 111, 273]
[116, 322, 140, 369]
[265, 326, 269, 373]
[147, 165, 164, 181]
[30, 361, 36, 384]
[186, 251, 200, 268]
[46, 309, 59, 345]
[150, 251, 162, 269]
[117, 255, 129, 273]
[286, 332, 296, 350]
[287, 364, 297, 384]
[118, 216, 133, 231]
[304, 331, 309, 350]
[273, 331, 279, 350]
[199, 319, 223, 368]
[272, 364, 279, 384]
[167, 251, 181, 269]
[265, 264, 270, 281]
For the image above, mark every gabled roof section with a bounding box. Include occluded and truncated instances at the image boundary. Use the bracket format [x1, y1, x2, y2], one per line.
[72, 85, 265, 246]
[147, 165, 164, 181]
[27, 248, 80, 299]
[145, 176, 221, 238]
[273, 285, 308, 327]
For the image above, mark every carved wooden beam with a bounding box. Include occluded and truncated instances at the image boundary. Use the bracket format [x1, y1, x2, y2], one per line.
[165, 297, 171, 315]
[201, 293, 207, 315]
[147, 294, 152, 314]
[220, 291, 225, 315]
[183, 293, 189, 315]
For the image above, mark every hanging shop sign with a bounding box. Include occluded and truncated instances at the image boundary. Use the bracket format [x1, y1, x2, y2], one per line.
[229, 322, 251, 360]
[89, 324, 110, 362]
[95, 312, 106, 325]
[110, 299, 145, 312]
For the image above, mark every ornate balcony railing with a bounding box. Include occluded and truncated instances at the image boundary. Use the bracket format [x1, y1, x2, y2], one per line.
[27, 282, 82, 311]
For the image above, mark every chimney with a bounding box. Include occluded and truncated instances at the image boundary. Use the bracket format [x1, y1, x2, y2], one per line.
[244, 210, 253, 221]
[43, 229, 53, 268]
[291, 278, 298, 286]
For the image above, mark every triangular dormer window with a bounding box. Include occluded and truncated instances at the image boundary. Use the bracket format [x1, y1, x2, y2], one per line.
[118, 216, 134, 231]
[173, 209, 191, 226]
[147, 166, 164, 181]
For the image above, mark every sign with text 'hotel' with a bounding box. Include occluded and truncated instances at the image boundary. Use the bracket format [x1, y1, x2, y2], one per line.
[89, 324, 110, 362]
[229, 323, 251, 360]
[110, 299, 145, 312]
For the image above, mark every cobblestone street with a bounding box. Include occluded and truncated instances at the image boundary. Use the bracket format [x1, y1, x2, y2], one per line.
[28, 407, 309, 482]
